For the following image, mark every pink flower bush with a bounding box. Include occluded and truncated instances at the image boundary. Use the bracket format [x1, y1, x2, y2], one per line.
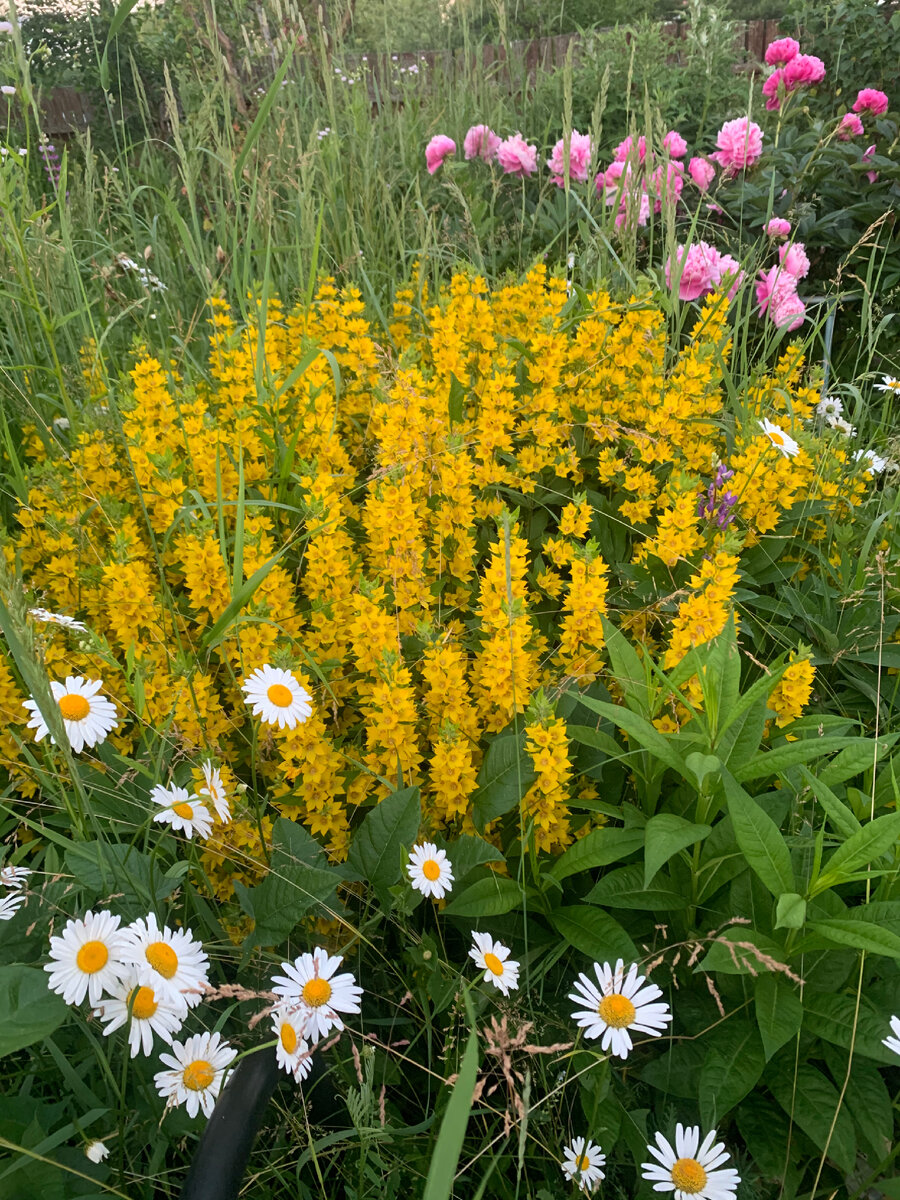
[764, 37, 800, 67]
[853, 88, 889, 116]
[838, 112, 864, 140]
[765, 217, 791, 239]
[546, 130, 593, 186]
[666, 241, 744, 302]
[425, 135, 456, 175]
[463, 124, 501, 162]
[712, 118, 763, 174]
[496, 133, 537, 177]
[663, 130, 687, 158]
[688, 156, 716, 191]
[783, 54, 826, 89]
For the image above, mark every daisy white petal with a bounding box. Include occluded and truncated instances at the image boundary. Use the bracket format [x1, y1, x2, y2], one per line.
[815, 395, 842, 419]
[44, 909, 130, 1006]
[271, 946, 363, 1043]
[568, 960, 672, 1059]
[0, 891, 26, 921]
[197, 760, 230, 823]
[407, 843, 453, 899]
[468, 932, 519, 996]
[883, 1014, 900, 1058]
[561, 1136, 606, 1192]
[759, 417, 799, 458]
[874, 374, 900, 393]
[28, 608, 88, 632]
[241, 665, 312, 731]
[271, 1008, 315, 1082]
[155, 1031, 237, 1118]
[641, 1125, 741, 1200]
[120, 912, 209, 1012]
[0, 865, 31, 891]
[23, 676, 118, 753]
[93, 970, 184, 1057]
[151, 784, 213, 840]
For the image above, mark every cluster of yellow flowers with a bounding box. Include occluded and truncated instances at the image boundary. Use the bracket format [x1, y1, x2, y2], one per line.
[2, 268, 870, 890]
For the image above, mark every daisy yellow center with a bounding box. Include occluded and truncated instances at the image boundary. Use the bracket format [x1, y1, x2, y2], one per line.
[597, 992, 636, 1028]
[128, 986, 158, 1020]
[146, 941, 178, 979]
[422, 859, 441, 881]
[302, 977, 332, 1007]
[183, 1060, 215, 1091]
[172, 802, 194, 819]
[76, 940, 109, 974]
[671, 1158, 707, 1193]
[576, 1155, 592, 1172]
[768, 429, 785, 446]
[59, 694, 90, 721]
[280, 1022, 298, 1054]
[267, 683, 294, 708]
[483, 952, 504, 976]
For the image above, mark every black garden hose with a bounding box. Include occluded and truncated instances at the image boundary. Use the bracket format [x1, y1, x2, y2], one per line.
[179, 1050, 344, 1199]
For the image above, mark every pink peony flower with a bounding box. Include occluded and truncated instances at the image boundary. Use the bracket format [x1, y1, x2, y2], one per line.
[613, 189, 651, 230]
[713, 252, 745, 300]
[496, 133, 537, 177]
[651, 160, 685, 211]
[838, 112, 864, 140]
[688, 156, 716, 191]
[613, 134, 647, 163]
[666, 241, 722, 301]
[771, 287, 806, 331]
[546, 130, 593, 186]
[756, 266, 805, 330]
[425, 135, 456, 175]
[765, 217, 791, 238]
[463, 124, 501, 162]
[783, 53, 826, 89]
[663, 130, 687, 158]
[712, 118, 764, 174]
[778, 241, 810, 279]
[853, 88, 889, 116]
[762, 69, 785, 111]
[764, 37, 800, 67]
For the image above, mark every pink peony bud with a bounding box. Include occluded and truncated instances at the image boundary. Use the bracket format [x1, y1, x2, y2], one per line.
[463, 124, 501, 162]
[663, 130, 687, 158]
[425, 135, 456, 175]
[496, 133, 537, 177]
[688, 156, 716, 191]
[853, 88, 889, 116]
[838, 112, 864, 140]
[764, 37, 800, 67]
[765, 217, 791, 239]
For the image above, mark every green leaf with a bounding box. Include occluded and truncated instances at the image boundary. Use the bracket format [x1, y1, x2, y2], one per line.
[818, 735, 898, 788]
[551, 905, 637, 963]
[699, 1023, 766, 1127]
[802, 991, 900, 1065]
[799, 766, 861, 840]
[724, 772, 794, 898]
[447, 373, 466, 426]
[808, 917, 900, 960]
[200, 551, 282, 652]
[442, 875, 524, 919]
[444, 835, 504, 883]
[813, 811, 900, 894]
[685, 752, 722, 790]
[576, 694, 690, 782]
[547, 824, 645, 882]
[600, 618, 653, 717]
[643, 813, 710, 889]
[699, 929, 789, 977]
[586, 864, 688, 910]
[732, 737, 862, 783]
[0, 967, 68, 1058]
[754, 974, 802, 1061]
[422, 1033, 479, 1200]
[470, 735, 536, 832]
[347, 786, 421, 902]
[566, 724, 624, 759]
[775, 893, 807, 930]
[65, 841, 181, 909]
[768, 1061, 857, 1174]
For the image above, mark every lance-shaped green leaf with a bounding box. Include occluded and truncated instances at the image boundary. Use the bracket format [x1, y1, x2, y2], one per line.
[723, 771, 794, 898]
[811, 811, 900, 895]
[643, 813, 711, 888]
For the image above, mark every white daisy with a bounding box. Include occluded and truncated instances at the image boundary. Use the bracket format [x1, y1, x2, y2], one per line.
[44, 909, 130, 1006]
[0, 891, 26, 921]
[642, 1124, 741, 1200]
[155, 1030, 237, 1118]
[815, 395, 842, 419]
[197, 760, 230, 823]
[0, 864, 31, 891]
[151, 784, 213, 840]
[84, 1140, 109, 1163]
[469, 932, 520, 996]
[562, 1137, 606, 1192]
[407, 843, 454, 900]
[853, 447, 888, 475]
[28, 608, 88, 632]
[568, 958, 672, 1059]
[272, 1008, 314, 1082]
[271, 946, 363, 1043]
[874, 374, 900, 393]
[120, 912, 209, 1012]
[23, 676, 118, 754]
[241, 665, 312, 731]
[759, 418, 799, 458]
[827, 415, 855, 437]
[93, 970, 184, 1057]
[882, 1014, 900, 1058]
